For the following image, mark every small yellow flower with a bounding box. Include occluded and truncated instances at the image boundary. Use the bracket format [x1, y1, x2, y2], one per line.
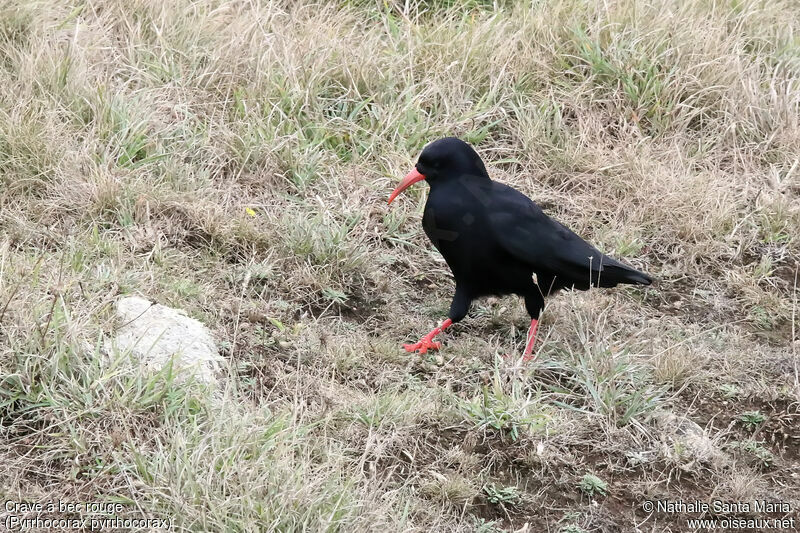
[245, 207, 257, 217]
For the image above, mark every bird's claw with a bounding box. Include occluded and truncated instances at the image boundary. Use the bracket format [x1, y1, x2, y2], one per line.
[403, 339, 442, 354]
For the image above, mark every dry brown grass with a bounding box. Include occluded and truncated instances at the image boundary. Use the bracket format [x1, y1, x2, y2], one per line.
[1, 0, 799, 531]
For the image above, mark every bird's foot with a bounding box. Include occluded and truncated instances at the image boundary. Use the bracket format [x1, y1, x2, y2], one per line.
[403, 338, 441, 354]
[403, 318, 452, 355]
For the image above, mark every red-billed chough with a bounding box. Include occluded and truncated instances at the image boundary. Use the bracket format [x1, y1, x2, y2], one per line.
[388, 137, 652, 361]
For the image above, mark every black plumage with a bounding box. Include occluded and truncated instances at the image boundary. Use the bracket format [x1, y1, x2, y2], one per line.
[388, 137, 652, 358]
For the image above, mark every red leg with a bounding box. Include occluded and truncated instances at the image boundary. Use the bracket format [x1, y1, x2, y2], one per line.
[522, 319, 539, 362]
[404, 318, 453, 354]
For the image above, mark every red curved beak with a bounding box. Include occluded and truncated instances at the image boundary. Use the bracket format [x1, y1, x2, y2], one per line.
[388, 168, 426, 205]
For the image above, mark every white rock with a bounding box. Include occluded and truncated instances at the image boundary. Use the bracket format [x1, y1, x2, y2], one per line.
[110, 296, 223, 386]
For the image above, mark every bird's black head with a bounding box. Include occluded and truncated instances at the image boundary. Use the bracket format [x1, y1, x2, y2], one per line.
[416, 137, 489, 182]
[388, 137, 489, 204]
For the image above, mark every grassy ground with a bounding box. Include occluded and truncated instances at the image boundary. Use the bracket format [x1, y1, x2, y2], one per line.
[1, 0, 799, 531]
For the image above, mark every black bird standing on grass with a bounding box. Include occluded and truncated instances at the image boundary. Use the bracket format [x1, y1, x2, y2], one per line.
[387, 137, 652, 361]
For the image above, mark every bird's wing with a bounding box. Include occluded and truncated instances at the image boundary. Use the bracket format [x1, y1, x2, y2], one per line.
[487, 182, 626, 283]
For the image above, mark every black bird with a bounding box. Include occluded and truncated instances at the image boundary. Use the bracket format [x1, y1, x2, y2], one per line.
[387, 137, 652, 360]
